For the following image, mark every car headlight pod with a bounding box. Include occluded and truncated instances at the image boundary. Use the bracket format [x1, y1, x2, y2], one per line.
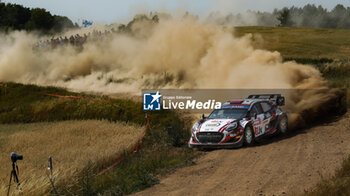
[192, 122, 200, 131]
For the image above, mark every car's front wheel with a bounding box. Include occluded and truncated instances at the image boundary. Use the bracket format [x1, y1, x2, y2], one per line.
[244, 126, 255, 146]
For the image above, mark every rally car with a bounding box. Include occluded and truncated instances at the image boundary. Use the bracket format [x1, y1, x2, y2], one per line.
[188, 94, 288, 148]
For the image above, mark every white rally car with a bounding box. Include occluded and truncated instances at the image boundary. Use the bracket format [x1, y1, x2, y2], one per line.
[189, 94, 288, 148]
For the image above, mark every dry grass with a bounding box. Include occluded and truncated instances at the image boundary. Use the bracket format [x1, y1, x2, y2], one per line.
[0, 120, 145, 196]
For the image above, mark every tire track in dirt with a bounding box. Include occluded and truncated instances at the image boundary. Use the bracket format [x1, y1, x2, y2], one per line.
[133, 113, 350, 196]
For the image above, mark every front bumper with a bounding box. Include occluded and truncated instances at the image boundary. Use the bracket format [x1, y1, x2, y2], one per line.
[188, 134, 243, 149]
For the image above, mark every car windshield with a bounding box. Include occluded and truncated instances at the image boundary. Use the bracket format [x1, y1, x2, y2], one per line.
[208, 109, 247, 119]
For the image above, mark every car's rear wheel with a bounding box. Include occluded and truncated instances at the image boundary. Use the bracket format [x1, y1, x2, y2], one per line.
[278, 116, 288, 134]
[244, 126, 255, 146]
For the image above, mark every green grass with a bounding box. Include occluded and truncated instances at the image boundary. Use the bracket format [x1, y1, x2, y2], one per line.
[0, 82, 187, 126]
[0, 82, 197, 195]
[0, 82, 144, 124]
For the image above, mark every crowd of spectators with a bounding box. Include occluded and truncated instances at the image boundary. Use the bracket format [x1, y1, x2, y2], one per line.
[34, 29, 116, 51]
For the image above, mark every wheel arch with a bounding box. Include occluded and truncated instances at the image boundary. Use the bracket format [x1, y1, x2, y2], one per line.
[277, 112, 288, 122]
[240, 119, 253, 130]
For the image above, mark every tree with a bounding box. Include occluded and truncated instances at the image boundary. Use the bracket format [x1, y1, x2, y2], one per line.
[277, 8, 292, 26]
[52, 15, 75, 32]
[25, 8, 54, 31]
[0, 3, 76, 33]
[0, 3, 30, 30]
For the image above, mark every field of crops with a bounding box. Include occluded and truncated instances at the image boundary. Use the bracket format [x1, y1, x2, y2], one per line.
[0, 120, 145, 195]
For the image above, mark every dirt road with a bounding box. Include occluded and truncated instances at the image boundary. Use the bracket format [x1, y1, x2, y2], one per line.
[134, 113, 350, 196]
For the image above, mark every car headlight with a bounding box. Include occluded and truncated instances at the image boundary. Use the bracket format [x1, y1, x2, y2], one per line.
[192, 122, 200, 132]
[226, 122, 238, 132]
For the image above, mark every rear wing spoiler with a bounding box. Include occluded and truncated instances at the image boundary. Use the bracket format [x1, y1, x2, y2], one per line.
[247, 94, 285, 106]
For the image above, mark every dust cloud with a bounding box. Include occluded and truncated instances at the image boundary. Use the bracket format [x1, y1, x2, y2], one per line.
[0, 17, 344, 126]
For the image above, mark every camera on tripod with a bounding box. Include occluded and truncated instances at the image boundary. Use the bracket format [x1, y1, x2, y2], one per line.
[8, 152, 23, 196]
[11, 152, 23, 162]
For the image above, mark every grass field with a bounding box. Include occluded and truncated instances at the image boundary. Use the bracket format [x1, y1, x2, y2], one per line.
[0, 120, 145, 196]
[235, 26, 350, 60]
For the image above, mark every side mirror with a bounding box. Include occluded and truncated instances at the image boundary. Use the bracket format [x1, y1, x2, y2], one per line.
[202, 114, 206, 120]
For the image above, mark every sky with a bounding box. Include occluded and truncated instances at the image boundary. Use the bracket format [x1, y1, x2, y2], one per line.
[3, 0, 350, 24]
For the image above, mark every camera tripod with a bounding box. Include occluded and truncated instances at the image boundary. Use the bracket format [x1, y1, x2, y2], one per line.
[7, 161, 22, 196]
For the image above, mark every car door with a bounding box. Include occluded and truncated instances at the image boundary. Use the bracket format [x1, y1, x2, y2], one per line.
[250, 103, 265, 137]
[260, 102, 274, 133]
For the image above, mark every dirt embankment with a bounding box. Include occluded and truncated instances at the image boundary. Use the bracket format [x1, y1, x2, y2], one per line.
[134, 113, 350, 196]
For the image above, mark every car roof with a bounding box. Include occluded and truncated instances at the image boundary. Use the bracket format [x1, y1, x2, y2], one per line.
[221, 99, 269, 110]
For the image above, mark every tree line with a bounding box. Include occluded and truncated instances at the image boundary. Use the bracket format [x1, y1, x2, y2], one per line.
[277, 4, 350, 28]
[0, 2, 77, 33]
[2, 2, 350, 34]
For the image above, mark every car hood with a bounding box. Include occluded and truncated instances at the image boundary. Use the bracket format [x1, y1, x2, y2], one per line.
[199, 119, 236, 132]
